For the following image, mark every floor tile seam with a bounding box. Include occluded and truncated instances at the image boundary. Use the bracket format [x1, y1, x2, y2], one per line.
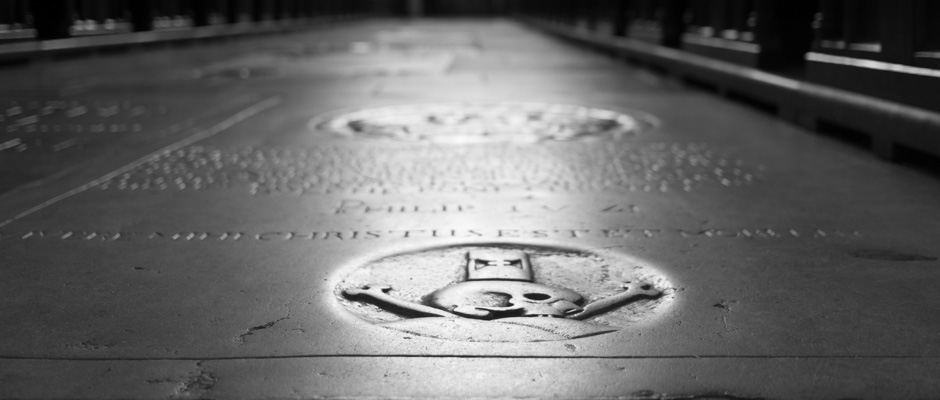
[0, 355, 937, 362]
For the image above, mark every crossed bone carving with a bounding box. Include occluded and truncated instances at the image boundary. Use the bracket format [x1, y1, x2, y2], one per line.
[345, 284, 458, 318]
[344, 281, 661, 320]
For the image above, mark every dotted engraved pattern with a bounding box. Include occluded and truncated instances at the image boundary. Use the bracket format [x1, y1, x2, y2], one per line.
[1, 99, 164, 153]
[100, 143, 763, 195]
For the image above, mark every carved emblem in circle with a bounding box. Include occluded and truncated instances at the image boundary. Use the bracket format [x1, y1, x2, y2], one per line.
[336, 244, 672, 342]
[310, 102, 656, 143]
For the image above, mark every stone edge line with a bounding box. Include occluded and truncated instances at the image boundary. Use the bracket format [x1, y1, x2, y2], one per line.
[0, 96, 283, 229]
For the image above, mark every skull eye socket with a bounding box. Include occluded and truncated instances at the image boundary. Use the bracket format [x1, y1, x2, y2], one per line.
[476, 292, 512, 307]
[523, 293, 552, 301]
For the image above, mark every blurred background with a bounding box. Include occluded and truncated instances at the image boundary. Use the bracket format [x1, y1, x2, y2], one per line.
[2, 0, 939, 174]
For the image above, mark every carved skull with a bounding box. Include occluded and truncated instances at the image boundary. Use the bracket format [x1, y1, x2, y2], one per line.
[424, 280, 585, 319]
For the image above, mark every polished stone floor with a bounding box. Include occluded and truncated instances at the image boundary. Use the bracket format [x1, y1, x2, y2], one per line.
[1, 19, 940, 399]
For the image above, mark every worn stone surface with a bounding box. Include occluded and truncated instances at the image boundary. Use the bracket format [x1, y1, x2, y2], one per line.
[1, 19, 940, 398]
[3, 358, 940, 399]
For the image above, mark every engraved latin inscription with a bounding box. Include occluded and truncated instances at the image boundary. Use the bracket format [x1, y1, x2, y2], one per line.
[332, 200, 640, 214]
[1, 228, 862, 242]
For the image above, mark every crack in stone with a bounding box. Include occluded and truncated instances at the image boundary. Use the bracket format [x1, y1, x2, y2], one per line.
[234, 309, 291, 344]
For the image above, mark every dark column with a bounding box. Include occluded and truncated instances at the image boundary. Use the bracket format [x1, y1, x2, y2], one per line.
[913, 0, 940, 53]
[584, 0, 598, 31]
[564, 0, 577, 26]
[252, 0, 265, 21]
[816, 0, 843, 43]
[661, 0, 687, 48]
[880, 0, 913, 61]
[226, 0, 239, 23]
[0, 1, 11, 27]
[755, 0, 818, 68]
[613, 0, 631, 37]
[286, 0, 300, 19]
[31, 0, 73, 39]
[129, 0, 154, 31]
[272, 0, 283, 20]
[193, 0, 209, 26]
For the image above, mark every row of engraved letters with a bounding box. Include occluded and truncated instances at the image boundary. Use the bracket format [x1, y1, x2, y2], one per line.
[2, 228, 861, 241]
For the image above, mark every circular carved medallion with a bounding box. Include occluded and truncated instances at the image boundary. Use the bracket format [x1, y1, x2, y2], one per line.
[310, 102, 656, 143]
[335, 244, 672, 342]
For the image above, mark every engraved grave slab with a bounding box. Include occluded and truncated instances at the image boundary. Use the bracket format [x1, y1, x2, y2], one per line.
[1, 19, 940, 399]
